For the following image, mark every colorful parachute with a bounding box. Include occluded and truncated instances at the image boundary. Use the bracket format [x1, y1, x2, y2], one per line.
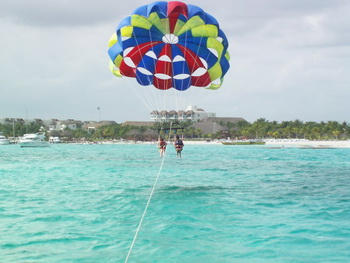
[108, 1, 230, 91]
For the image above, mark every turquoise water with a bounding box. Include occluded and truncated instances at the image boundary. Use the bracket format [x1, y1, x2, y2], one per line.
[1, 144, 350, 262]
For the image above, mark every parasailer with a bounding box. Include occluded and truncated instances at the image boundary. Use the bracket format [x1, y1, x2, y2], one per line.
[174, 135, 184, 158]
[157, 137, 167, 157]
[108, 1, 230, 91]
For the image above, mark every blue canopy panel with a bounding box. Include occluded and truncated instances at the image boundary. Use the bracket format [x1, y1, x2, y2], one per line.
[201, 12, 219, 26]
[132, 1, 168, 18]
[117, 17, 131, 31]
[120, 37, 154, 51]
[133, 26, 163, 39]
[176, 13, 189, 24]
[135, 52, 157, 86]
[151, 42, 167, 55]
[187, 5, 205, 19]
[171, 44, 191, 90]
[173, 66, 191, 90]
[177, 41, 218, 69]
[147, 1, 168, 18]
[135, 42, 166, 86]
[118, 27, 163, 46]
[178, 32, 211, 48]
[187, 4, 219, 26]
[108, 42, 123, 62]
[220, 56, 230, 77]
[131, 4, 150, 17]
[116, 18, 164, 42]
[218, 29, 229, 48]
[136, 69, 154, 86]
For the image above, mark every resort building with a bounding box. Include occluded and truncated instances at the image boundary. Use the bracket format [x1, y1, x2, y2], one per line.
[82, 121, 117, 132]
[150, 106, 216, 122]
[49, 119, 84, 131]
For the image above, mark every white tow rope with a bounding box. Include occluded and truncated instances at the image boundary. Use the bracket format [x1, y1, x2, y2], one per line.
[124, 125, 172, 263]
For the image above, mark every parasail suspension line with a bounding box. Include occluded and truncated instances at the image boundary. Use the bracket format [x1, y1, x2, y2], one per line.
[124, 123, 173, 263]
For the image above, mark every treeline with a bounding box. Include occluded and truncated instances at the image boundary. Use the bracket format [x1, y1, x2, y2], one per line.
[218, 118, 350, 140]
[68, 122, 195, 141]
[0, 122, 43, 138]
[1, 119, 349, 141]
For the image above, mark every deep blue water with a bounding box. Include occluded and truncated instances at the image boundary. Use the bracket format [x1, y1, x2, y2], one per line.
[1, 144, 350, 262]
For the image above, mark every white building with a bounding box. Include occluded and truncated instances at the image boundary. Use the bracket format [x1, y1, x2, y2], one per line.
[150, 106, 216, 122]
[49, 120, 83, 131]
[186, 106, 216, 122]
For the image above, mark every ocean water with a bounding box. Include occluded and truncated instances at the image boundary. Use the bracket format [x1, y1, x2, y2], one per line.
[0, 143, 350, 263]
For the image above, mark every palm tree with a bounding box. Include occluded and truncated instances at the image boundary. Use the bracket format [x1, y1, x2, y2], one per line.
[310, 127, 321, 140]
[332, 130, 341, 140]
[194, 128, 202, 139]
[251, 118, 268, 139]
[292, 127, 299, 138]
[272, 131, 280, 138]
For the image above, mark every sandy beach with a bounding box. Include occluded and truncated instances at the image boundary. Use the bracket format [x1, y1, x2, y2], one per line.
[183, 139, 350, 148]
[99, 139, 350, 148]
[265, 139, 350, 148]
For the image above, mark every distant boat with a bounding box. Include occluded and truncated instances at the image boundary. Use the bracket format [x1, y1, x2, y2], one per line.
[49, 136, 61, 143]
[0, 132, 11, 145]
[222, 140, 265, 145]
[18, 133, 50, 148]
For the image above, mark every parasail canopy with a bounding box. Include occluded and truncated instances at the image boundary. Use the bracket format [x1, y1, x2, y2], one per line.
[108, 1, 230, 91]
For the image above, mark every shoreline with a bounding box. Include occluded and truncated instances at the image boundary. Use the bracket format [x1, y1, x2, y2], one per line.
[17, 139, 348, 148]
[98, 139, 350, 148]
[265, 140, 350, 148]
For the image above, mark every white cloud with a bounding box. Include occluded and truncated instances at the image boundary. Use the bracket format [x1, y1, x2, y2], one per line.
[0, 0, 349, 122]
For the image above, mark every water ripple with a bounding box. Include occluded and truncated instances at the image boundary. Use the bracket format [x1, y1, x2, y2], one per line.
[1, 144, 350, 262]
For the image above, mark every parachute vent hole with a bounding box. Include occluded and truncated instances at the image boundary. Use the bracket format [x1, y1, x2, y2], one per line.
[162, 34, 179, 44]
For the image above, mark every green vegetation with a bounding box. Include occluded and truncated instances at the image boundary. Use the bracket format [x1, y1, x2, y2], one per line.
[0, 122, 43, 138]
[71, 121, 194, 141]
[1, 119, 349, 141]
[217, 118, 350, 141]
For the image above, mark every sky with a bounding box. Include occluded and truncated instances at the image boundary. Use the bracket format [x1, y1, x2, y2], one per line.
[1, 0, 349, 123]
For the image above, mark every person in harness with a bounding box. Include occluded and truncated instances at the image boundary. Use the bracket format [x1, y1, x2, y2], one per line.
[174, 135, 184, 158]
[157, 138, 167, 157]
